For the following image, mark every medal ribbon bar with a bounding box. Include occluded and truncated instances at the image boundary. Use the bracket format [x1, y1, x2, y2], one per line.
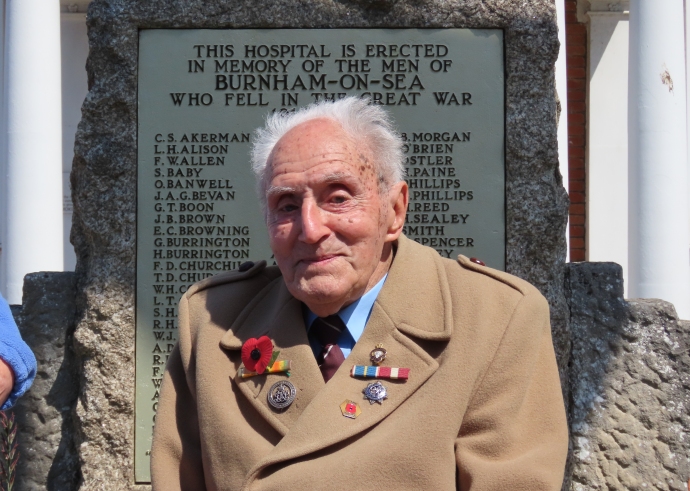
[240, 360, 292, 378]
[350, 365, 409, 380]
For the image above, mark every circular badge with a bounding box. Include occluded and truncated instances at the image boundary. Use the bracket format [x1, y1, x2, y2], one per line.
[362, 381, 388, 405]
[267, 380, 296, 410]
[369, 344, 387, 365]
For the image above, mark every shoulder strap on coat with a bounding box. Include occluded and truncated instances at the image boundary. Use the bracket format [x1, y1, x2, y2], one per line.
[183, 260, 272, 299]
[456, 255, 537, 296]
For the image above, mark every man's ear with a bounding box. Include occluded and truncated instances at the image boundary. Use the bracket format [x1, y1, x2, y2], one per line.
[385, 180, 408, 242]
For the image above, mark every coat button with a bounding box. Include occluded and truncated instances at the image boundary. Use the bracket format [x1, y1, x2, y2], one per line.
[469, 257, 486, 266]
[238, 261, 255, 272]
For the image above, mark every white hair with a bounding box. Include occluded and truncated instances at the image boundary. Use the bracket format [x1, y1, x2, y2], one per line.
[250, 97, 405, 209]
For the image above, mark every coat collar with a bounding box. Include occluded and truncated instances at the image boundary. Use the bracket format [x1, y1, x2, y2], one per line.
[219, 235, 454, 483]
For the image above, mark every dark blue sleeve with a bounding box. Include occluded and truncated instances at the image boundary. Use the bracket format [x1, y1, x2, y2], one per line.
[0, 294, 37, 410]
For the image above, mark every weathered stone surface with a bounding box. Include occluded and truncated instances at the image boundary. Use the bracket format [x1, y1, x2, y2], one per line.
[9, 272, 80, 491]
[568, 262, 690, 491]
[72, 1, 567, 487]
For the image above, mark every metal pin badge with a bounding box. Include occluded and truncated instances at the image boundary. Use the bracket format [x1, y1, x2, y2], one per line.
[362, 381, 388, 405]
[340, 400, 362, 419]
[369, 344, 387, 365]
[267, 380, 296, 410]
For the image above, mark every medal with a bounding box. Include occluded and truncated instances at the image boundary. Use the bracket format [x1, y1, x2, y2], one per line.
[362, 381, 388, 405]
[350, 365, 410, 380]
[267, 380, 296, 410]
[369, 344, 387, 365]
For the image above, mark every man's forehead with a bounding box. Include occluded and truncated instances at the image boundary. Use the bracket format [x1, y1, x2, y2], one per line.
[272, 120, 353, 157]
[268, 122, 373, 173]
[269, 149, 353, 168]
[264, 118, 377, 196]
[280, 117, 346, 141]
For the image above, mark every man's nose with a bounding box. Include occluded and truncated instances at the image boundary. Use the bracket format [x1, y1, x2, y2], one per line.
[298, 200, 329, 243]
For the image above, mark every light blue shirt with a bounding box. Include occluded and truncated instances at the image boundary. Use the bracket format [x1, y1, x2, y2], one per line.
[305, 274, 387, 358]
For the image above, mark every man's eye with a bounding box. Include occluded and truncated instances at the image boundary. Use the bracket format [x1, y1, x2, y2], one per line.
[330, 195, 348, 204]
[280, 203, 299, 212]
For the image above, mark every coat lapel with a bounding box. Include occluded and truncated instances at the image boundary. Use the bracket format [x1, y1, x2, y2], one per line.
[219, 278, 325, 436]
[241, 236, 454, 485]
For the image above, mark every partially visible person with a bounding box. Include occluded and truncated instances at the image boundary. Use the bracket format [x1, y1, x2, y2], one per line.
[0, 294, 36, 410]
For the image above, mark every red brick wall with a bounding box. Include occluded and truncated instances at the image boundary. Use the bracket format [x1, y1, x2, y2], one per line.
[565, 0, 587, 261]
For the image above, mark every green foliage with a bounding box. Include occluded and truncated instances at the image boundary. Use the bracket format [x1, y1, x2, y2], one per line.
[0, 411, 18, 491]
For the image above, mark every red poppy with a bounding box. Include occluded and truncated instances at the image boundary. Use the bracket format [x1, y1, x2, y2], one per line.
[241, 336, 273, 374]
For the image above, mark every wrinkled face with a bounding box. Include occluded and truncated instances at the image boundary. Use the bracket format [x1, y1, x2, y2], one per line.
[265, 118, 406, 316]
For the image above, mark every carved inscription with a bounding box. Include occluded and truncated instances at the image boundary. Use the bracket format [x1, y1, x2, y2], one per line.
[136, 29, 505, 482]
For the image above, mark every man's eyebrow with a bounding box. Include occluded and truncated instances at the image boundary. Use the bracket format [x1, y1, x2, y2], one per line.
[266, 185, 297, 198]
[321, 172, 353, 184]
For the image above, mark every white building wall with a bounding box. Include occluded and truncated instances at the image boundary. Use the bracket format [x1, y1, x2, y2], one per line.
[556, 0, 569, 256]
[587, 9, 630, 292]
[61, 13, 89, 272]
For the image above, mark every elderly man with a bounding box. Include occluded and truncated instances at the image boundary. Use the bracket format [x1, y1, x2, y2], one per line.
[151, 97, 568, 490]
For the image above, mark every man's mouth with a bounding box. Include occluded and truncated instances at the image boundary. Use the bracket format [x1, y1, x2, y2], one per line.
[299, 254, 340, 266]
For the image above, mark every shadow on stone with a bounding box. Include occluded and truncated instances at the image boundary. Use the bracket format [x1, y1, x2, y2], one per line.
[10, 272, 81, 491]
[566, 262, 690, 491]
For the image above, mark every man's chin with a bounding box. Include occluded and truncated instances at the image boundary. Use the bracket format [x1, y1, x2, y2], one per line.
[287, 278, 352, 314]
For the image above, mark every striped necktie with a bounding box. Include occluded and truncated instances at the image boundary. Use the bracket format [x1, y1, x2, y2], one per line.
[311, 315, 347, 382]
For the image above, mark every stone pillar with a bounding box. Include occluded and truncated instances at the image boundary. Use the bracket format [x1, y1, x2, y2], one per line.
[2, 0, 64, 304]
[567, 262, 690, 490]
[10, 272, 80, 491]
[628, 0, 690, 319]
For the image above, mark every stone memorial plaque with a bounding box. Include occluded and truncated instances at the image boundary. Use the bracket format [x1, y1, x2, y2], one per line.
[136, 28, 504, 481]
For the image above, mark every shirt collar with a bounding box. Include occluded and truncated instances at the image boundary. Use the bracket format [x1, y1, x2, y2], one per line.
[304, 274, 387, 342]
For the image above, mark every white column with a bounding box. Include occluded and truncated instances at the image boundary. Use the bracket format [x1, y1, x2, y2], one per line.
[0, 0, 7, 298]
[629, 0, 690, 318]
[686, 0, 690, 259]
[2, 0, 63, 304]
[555, 0, 570, 257]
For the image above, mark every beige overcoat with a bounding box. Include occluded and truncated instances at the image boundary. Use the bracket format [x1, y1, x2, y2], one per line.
[151, 235, 568, 490]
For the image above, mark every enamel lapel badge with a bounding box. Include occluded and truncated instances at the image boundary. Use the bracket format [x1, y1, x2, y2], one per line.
[369, 343, 387, 365]
[340, 400, 362, 419]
